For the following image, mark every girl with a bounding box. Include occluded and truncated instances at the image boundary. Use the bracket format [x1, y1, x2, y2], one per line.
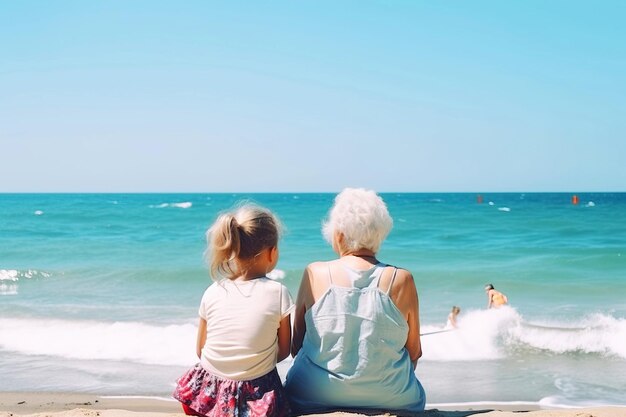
[446, 306, 461, 329]
[173, 204, 294, 417]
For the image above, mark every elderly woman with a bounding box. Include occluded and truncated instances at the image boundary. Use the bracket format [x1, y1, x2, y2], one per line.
[284, 188, 426, 415]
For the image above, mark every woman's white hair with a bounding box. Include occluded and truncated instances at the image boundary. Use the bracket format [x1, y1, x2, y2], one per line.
[322, 188, 393, 253]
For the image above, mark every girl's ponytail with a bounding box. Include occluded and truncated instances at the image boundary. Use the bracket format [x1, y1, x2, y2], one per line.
[206, 204, 282, 280]
[207, 213, 241, 279]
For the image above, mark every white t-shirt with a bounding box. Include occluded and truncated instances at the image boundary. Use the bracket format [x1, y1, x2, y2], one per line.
[198, 277, 294, 380]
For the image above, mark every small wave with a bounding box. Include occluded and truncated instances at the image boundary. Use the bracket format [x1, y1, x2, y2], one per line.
[0, 269, 51, 281]
[428, 400, 540, 409]
[0, 270, 39, 295]
[0, 318, 197, 366]
[0, 270, 18, 282]
[539, 394, 626, 409]
[511, 313, 626, 358]
[34, 210, 44, 216]
[150, 202, 192, 209]
[266, 269, 286, 280]
[267, 269, 286, 280]
[432, 400, 623, 412]
[539, 376, 626, 408]
[498, 207, 511, 212]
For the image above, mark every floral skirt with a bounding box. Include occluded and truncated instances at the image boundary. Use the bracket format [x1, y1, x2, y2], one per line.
[173, 363, 291, 417]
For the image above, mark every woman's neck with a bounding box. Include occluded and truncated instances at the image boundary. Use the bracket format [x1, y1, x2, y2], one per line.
[341, 250, 378, 263]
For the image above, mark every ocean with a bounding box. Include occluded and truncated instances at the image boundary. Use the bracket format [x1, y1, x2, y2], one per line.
[1, 193, 625, 408]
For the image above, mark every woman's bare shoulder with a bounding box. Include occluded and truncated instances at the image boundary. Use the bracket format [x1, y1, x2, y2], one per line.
[304, 260, 337, 299]
[385, 265, 417, 293]
[306, 259, 337, 274]
[386, 265, 413, 280]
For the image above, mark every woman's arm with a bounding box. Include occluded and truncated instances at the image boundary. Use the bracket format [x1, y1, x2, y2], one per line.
[406, 278, 422, 368]
[291, 267, 313, 357]
[391, 270, 422, 368]
[196, 317, 207, 359]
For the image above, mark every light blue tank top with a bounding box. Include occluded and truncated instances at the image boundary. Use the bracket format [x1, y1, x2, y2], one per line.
[285, 263, 426, 414]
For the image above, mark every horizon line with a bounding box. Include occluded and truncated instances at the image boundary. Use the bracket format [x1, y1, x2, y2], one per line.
[2, 190, 625, 194]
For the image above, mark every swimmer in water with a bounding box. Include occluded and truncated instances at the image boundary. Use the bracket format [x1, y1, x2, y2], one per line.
[485, 284, 508, 309]
[446, 306, 461, 329]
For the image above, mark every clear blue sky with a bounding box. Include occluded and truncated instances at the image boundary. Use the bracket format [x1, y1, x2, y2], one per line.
[1, 1, 625, 192]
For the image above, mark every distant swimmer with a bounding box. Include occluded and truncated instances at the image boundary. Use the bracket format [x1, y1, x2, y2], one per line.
[446, 306, 461, 329]
[485, 284, 508, 309]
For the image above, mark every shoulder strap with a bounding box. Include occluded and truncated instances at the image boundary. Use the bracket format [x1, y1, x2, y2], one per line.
[327, 265, 334, 285]
[372, 264, 389, 290]
[385, 267, 399, 295]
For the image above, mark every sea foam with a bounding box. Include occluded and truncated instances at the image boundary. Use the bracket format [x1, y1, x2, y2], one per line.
[420, 307, 626, 361]
[510, 313, 626, 359]
[3, 308, 623, 366]
[0, 318, 197, 366]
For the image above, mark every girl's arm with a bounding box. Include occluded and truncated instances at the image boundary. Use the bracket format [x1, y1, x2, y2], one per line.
[277, 315, 292, 362]
[196, 317, 207, 359]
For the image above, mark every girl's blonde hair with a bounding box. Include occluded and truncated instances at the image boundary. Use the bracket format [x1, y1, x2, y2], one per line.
[206, 204, 282, 280]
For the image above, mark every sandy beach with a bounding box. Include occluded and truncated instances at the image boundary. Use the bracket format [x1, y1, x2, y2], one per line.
[1, 393, 625, 417]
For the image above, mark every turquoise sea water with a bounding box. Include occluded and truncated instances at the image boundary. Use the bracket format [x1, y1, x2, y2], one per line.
[1, 193, 625, 407]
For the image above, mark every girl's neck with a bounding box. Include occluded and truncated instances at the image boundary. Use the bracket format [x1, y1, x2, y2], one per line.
[238, 271, 267, 281]
[234, 246, 277, 281]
